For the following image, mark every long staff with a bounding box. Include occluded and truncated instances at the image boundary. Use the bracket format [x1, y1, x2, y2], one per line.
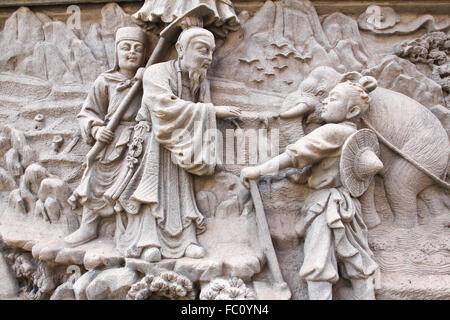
[249, 180, 292, 300]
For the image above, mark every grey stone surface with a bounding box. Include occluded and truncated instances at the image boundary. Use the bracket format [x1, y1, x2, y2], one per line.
[0, 0, 448, 301]
[0, 252, 18, 299]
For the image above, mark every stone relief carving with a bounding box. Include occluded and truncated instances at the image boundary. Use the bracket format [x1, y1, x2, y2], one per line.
[127, 270, 196, 300]
[0, 0, 448, 301]
[132, 0, 240, 38]
[281, 66, 449, 229]
[2, 247, 68, 300]
[242, 77, 383, 300]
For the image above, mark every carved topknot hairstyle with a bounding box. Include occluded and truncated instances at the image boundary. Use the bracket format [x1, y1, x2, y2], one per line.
[339, 76, 377, 116]
[359, 76, 377, 93]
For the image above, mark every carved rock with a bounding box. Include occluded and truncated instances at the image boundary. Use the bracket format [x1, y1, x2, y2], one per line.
[85, 267, 139, 300]
[73, 270, 101, 300]
[127, 271, 196, 300]
[0, 250, 19, 299]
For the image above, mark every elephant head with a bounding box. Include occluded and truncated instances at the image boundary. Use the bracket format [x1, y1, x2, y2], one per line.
[279, 66, 344, 121]
[278, 67, 347, 149]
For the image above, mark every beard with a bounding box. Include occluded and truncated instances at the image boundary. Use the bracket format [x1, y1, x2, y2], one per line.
[188, 67, 208, 98]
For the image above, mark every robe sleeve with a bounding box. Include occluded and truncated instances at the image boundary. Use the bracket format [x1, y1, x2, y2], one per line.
[77, 75, 109, 146]
[141, 62, 217, 176]
[285, 123, 356, 169]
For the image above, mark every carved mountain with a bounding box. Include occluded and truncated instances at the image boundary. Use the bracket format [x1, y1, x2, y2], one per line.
[0, 3, 136, 84]
[363, 55, 446, 108]
[212, 0, 369, 94]
[322, 12, 371, 72]
[0, 7, 45, 71]
[85, 3, 136, 69]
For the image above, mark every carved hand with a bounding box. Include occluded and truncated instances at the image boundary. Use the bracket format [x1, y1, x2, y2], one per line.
[240, 166, 261, 189]
[95, 126, 114, 144]
[215, 106, 242, 119]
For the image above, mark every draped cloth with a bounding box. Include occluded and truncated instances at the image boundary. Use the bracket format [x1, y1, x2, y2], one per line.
[132, 0, 240, 37]
[71, 70, 142, 217]
[105, 60, 217, 259]
[285, 122, 379, 283]
[298, 187, 378, 283]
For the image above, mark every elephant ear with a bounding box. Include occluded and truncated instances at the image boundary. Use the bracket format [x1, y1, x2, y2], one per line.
[340, 71, 362, 83]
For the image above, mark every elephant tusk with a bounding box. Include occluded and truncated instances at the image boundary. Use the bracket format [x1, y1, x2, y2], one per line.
[279, 103, 313, 119]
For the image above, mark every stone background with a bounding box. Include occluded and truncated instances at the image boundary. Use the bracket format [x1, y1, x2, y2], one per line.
[0, 0, 448, 300]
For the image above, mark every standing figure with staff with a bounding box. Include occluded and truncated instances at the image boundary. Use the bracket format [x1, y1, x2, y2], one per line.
[64, 27, 148, 247]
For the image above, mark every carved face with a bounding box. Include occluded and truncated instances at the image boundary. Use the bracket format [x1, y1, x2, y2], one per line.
[319, 84, 350, 123]
[117, 40, 145, 72]
[180, 36, 215, 74]
[320, 83, 366, 123]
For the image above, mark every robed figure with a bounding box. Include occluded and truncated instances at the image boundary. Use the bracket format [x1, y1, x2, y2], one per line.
[64, 27, 148, 247]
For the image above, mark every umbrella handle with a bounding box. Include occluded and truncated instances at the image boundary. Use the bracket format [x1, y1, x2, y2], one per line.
[146, 37, 170, 67]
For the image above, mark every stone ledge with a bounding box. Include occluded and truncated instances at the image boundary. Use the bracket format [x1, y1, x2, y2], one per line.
[0, 0, 137, 7]
[1, 1, 450, 15]
[0, 212, 264, 283]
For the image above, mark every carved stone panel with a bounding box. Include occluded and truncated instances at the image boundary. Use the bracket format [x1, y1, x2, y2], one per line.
[0, 0, 448, 301]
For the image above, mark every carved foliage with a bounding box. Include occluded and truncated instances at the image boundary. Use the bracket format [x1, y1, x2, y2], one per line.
[3, 249, 59, 300]
[127, 271, 195, 300]
[394, 32, 450, 103]
[200, 277, 256, 300]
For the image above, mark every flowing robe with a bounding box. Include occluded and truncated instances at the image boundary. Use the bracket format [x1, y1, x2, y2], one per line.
[72, 70, 142, 217]
[106, 60, 217, 259]
[285, 122, 379, 283]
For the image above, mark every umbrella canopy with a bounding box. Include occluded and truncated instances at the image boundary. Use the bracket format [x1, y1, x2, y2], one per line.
[340, 129, 383, 197]
[132, 0, 240, 38]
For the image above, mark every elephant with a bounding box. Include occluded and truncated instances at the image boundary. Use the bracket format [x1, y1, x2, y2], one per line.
[279, 66, 449, 228]
[278, 66, 343, 146]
